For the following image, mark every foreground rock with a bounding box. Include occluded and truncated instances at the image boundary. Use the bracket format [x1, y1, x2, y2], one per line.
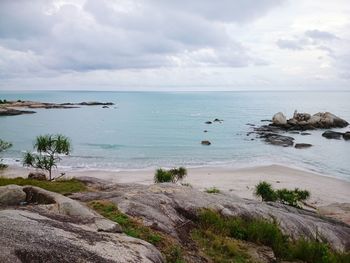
[0, 185, 163, 263]
[72, 182, 350, 252]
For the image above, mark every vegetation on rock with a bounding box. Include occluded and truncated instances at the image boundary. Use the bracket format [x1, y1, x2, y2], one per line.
[193, 209, 350, 263]
[255, 181, 310, 208]
[154, 167, 187, 183]
[0, 177, 86, 195]
[23, 134, 71, 180]
[205, 187, 220, 194]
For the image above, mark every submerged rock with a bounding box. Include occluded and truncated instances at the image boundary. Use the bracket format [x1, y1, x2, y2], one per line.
[205, 121, 212, 124]
[343, 132, 350, 140]
[0, 108, 36, 116]
[295, 143, 312, 149]
[261, 133, 294, 147]
[322, 131, 343, 140]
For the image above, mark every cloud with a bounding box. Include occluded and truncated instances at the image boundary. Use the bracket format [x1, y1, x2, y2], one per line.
[276, 39, 304, 50]
[305, 29, 338, 40]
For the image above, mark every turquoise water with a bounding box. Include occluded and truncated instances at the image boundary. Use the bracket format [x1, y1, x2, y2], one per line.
[0, 91, 349, 180]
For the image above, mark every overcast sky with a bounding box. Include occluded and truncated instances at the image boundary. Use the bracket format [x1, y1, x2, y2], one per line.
[0, 0, 349, 91]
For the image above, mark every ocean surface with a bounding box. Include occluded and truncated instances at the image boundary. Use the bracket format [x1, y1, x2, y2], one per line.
[0, 91, 349, 180]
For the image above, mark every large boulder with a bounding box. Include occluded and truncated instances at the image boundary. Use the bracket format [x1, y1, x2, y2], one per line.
[309, 112, 348, 128]
[272, 112, 287, 125]
[0, 185, 26, 206]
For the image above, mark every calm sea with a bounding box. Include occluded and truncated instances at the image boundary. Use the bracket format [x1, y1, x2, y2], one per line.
[0, 91, 349, 180]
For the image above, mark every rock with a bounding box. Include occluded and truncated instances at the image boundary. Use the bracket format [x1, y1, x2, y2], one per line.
[205, 121, 212, 124]
[203, 130, 208, 133]
[78, 102, 114, 106]
[293, 110, 311, 122]
[213, 118, 223, 122]
[28, 172, 47, 181]
[295, 143, 312, 149]
[343, 132, 350, 140]
[318, 203, 350, 225]
[272, 112, 287, 125]
[309, 112, 348, 129]
[300, 132, 311, 135]
[201, 140, 211, 145]
[322, 131, 343, 139]
[71, 183, 350, 252]
[289, 131, 300, 134]
[0, 209, 163, 263]
[262, 133, 294, 147]
[0, 185, 26, 206]
[102, 106, 109, 108]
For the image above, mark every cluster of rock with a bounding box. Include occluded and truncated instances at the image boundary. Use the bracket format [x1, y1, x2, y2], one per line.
[202, 118, 223, 145]
[0, 100, 115, 116]
[272, 111, 348, 130]
[249, 111, 349, 147]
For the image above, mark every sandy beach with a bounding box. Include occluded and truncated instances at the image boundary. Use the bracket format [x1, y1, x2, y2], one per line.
[2, 164, 350, 208]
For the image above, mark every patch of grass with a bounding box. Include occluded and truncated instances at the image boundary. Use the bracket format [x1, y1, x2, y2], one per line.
[0, 177, 86, 195]
[194, 209, 350, 263]
[205, 187, 220, 194]
[89, 200, 186, 263]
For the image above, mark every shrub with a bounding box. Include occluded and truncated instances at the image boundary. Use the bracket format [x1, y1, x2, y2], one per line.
[255, 181, 310, 208]
[205, 187, 220, 194]
[254, 181, 277, 201]
[154, 167, 187, 183]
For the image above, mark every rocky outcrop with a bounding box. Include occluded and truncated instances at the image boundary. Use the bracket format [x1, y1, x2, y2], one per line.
[72, 182, 350, 252]
[271, 111, 348, 131]
[272, 112, 287, 125]
[344, 132, 350, 140]
[0, 108, 36, 116]
[0, 185, 163, 263]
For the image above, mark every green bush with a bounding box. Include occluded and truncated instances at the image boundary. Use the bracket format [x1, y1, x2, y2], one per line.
[205, 187, 220, 194]
[0, 139, 12, 169]
[154, 167, 187, 183]
[255, 181, 310, 208]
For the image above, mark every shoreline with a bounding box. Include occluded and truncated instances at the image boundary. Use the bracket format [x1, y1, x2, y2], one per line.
[2, 163, 350, 208]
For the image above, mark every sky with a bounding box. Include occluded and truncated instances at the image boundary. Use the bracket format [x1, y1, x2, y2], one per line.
[0, 0, 349, 91]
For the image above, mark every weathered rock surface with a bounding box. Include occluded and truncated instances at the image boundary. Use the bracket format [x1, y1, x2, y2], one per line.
[272, 112, 287, 125]
[322, 131, 343, 139]
[28, 172, 47, 180]
[318, 203, 350, 225]
[0, 185, 163, 263]
[0, 185, 26, 206]
[0, 209, 163, 263]
[294, 143, 312, 149]
[261, 133, 294, 147]
[343, 132, 350, 140]
[72, 182, 350, 252]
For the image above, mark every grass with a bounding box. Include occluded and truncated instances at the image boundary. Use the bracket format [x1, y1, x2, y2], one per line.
[0, 177, 86, 195]
[193, 209, 350, 263]
[205, 187, 220, 194]
[88, 200, 186, 262]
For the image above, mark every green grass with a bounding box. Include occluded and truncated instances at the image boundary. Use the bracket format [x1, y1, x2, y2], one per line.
[194, 209, 350, 263]
[205, 187, 220, 194]
[0, 177, 86, 195]
[89, 200, 186, 262]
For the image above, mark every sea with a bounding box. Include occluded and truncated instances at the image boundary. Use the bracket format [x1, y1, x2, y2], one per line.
[0, 91, 349, 180]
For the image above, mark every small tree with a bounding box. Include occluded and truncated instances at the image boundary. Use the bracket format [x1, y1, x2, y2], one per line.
[23, 134, 71, 180]
[0, 139, 12, 169]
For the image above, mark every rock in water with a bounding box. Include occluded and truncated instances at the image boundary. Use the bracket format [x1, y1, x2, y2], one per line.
[262, 133, 294, 147]
[295, 143, 312, 149]
[343, 132, 350, 140]
[322, 131, 343, 139]
[272, 112, 287, 125]
[201, 140, 211, 145]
